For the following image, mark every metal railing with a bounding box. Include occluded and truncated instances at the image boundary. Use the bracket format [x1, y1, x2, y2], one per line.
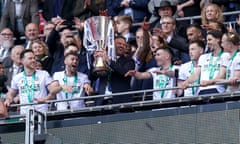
[132, 10, 240, 26]
[25, 108, 47, 144]
[176, 10, 240, 23]
[3, 80, 240, 120]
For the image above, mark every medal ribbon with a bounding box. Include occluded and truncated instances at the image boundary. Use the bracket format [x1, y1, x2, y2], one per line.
[23, 71, 36, 103]
[157, 65, 173, 98]
[63, 72, 78, 100]
[208, 49, 223, 80]
[226, 49, 239, 79]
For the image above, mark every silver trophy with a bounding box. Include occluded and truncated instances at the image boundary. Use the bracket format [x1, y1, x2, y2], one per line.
[83, 16, 115, 76]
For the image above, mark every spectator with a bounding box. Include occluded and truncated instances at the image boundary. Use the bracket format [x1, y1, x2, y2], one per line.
[73, 0, 107, 21]
[91, 36, 135, 105]
[0, 28, 14, 62]
[150, 34, 166, 55]
[0, 0, 39, 43]
[4, 49, 61, 114]
[201, 32, 240, 92]
[152, 0, 177, 28]
[30, 40, 53, 74]
[186, 23, 204, 43]
[125, 47, 178, 100]
[180, 30, 229, 95]
[43, 0, 75, 21]
[148, 0, 178, 23]
[201, 3, 224, 26]
[178, 40, 204, 97]
[131, 28, 152, 93]
[107, 0, 150, 23]
[154, 16, 189, 64]
[3, 45, 24, 88]
[46, 19, 74, 74]
[177, 0, 201, 18]
[116, 15, 135, 42]
[43, 22, 55, 42]
[176, 0, 201, 37]
[24, 23, 40, 49]
[53, 51, 93, 111]
[202, 20, 227, 33]
[47, 19, 89, 75]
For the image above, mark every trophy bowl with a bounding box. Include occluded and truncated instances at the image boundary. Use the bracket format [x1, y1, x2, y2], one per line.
[84, 16, 115, 76]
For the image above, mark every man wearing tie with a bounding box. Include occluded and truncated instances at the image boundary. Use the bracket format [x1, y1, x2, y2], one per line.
[0, 28, 14, 62]
[24, 23, 40, 49]
[3, 45, 24, 88]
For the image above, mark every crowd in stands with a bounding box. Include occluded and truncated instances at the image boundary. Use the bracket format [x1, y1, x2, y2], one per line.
[0, 0, 240, 116]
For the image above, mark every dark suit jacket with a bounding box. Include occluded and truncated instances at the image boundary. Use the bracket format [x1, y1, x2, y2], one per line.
[168, 34, 190, 63]
[46, 29, 64, 75]
[43, 0, 75, 21]
[47, 29, 89, 75]
[0, 0, 39, 32]
[2, 56, 12, 68]
[3, 57, 23, 87]
[92, 55, 135, 105]
[109, 0, 150, 22]
[73, 0, 106, 20]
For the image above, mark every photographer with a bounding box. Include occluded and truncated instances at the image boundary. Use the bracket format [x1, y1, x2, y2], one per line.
[46, 17, 88, 76]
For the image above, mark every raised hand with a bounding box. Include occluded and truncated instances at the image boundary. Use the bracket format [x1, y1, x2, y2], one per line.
[141, 17, 150, 31]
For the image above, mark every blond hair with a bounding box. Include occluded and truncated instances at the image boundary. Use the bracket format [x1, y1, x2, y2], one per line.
[201, 3, 224, 25]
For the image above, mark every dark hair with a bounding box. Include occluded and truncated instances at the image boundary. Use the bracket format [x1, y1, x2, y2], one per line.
[207, 30, 223, 39]
[20, 49, 34, 59]
[190, 40, 205, 50]
[64, 51, 78, 60]
[65, 42, 78, 50]
[115, 35, 126, 41]
[187, 23, 202, 31]
[208, 20, 227, 33]
[155, 47, 173, 57]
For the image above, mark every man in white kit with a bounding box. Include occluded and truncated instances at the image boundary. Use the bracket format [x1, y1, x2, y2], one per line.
[4, 49, 61, 114]
[53, 50, 93, 111]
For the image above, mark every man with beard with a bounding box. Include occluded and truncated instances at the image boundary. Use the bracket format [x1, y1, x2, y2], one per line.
[0, 28, 14, 61]
[53, 51, 93, 111]
[4, 49, 61, 114]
